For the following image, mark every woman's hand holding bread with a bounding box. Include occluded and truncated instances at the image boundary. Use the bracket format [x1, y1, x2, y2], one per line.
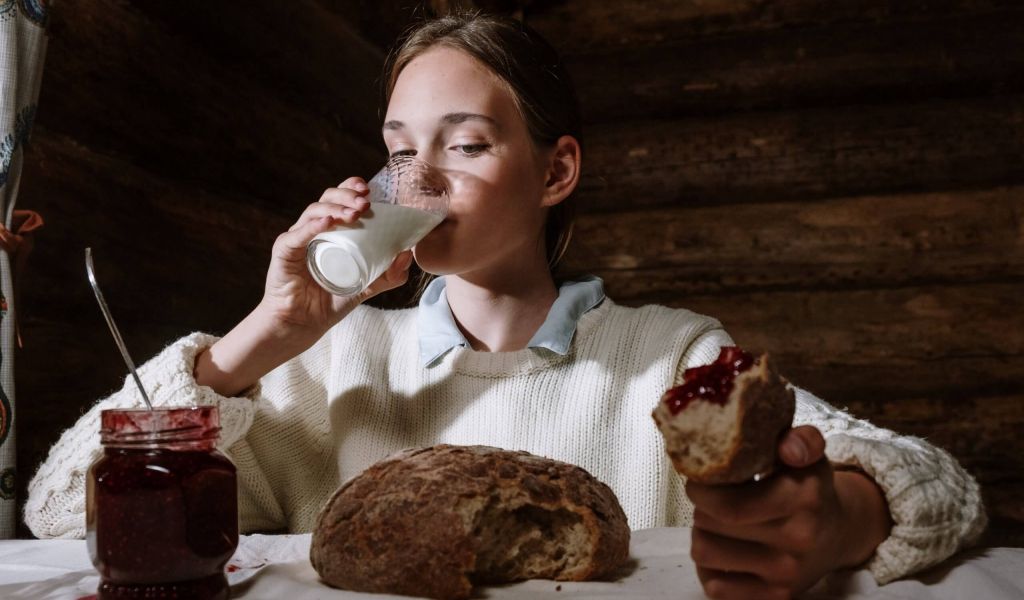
[686, 426, 892, 599]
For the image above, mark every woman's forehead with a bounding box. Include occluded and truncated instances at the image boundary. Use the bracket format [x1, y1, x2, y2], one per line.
[385, 46, 517, 127]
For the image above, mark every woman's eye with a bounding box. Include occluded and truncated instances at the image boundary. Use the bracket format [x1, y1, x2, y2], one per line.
[389, 149, 417, 158]
[453, 144, 490, 156]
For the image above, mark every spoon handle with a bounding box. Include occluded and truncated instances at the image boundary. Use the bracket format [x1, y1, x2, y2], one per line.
[85, 248, 153, 410]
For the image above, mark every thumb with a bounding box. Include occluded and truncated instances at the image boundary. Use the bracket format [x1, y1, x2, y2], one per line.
[361, 250, 414, 299]
[778, 425, 826, 468]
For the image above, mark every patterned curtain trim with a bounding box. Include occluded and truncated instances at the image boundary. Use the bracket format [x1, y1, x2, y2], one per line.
[0, 104, 35, 189]
[0, 0, 49, 531]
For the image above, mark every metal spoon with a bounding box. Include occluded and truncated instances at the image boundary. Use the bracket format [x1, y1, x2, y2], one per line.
[85, 247, 153, 410]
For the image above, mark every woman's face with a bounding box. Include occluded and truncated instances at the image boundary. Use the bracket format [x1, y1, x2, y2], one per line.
[383, 46, 551, 278]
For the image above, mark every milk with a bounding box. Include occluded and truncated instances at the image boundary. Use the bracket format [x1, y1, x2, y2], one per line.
[308, 202, 443, 295]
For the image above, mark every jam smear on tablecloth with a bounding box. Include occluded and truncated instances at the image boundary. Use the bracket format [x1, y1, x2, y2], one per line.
[87, 407, 238, 600]
[663, 346, 756, 415]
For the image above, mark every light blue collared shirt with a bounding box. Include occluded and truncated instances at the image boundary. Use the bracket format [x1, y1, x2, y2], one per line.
[417, 275, 606, 367]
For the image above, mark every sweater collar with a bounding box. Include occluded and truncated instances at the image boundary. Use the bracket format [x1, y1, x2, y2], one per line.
[417, 275, 606, 368]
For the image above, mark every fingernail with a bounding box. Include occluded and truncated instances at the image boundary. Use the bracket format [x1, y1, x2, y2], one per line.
[342, 208, 354, 217]
[788, 437, 809, 464]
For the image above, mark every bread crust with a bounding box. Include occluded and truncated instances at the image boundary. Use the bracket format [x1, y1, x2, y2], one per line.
[653, 354, 796, 485]
[310, 444, 630, 600]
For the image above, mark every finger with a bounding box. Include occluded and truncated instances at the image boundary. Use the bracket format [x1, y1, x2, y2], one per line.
[696, 505, 829, 560]
[692, 508, 784, 547]
[692, 527, 794, 583]
[288, 202, 364, 233]
[360, 250, 414, 300]
[685, 476, 803, 525]
[336, 176, 369, 193]
[778, 425, 826, 468]
[318, 186, 371, 208]
[696, 567, 790, 600]
[275, 216, 336, 255]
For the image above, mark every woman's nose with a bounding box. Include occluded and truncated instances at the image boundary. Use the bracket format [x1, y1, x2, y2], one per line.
[412, 150, 440, 168]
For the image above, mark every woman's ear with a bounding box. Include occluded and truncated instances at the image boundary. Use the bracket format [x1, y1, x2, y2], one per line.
[541, 135, 581, 207]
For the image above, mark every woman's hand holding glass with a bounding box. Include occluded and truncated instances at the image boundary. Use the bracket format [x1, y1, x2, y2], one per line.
[192, 178, 414, 397]
[260, 176, 414, 335]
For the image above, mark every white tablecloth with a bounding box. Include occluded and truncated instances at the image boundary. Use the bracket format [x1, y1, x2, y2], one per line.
[0, 528, 1022, 599]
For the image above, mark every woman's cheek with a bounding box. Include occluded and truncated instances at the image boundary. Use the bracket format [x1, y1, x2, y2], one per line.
[413, 218, 492, 275]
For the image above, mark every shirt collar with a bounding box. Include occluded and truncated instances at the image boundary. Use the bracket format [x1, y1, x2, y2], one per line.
[417, 275, 606, 367]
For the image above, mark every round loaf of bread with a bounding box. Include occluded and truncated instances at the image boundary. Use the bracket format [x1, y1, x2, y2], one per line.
[652, 348, 795, 485]
[310, 444, 630, 600]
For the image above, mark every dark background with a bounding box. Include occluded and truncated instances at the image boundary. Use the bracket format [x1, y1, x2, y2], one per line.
[15, 0, 1024, 542]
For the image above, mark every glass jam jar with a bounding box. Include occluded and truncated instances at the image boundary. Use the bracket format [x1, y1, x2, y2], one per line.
[86, 406, 238, 600]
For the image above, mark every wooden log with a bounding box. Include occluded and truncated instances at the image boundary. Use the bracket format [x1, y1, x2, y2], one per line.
[17, 127, 290, 328]
[310, 0, 428, 52]
[16, 316, 190, 455]
[984, 509, 1024, 548]
[844, 395, 1023, 472]
[526, 0, 1020, 51]
[578, 94, 1024, 211]
[844, 393, 1024, 547]
[564, 186, 1024, 293]
[565, 10, 1024, 122]
[131, 1, 388, 144]
[634, 283, 1024, 405]
[39, 0, 385, 212]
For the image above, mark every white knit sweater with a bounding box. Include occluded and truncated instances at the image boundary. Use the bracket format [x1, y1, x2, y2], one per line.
[26, 299, 985, 583]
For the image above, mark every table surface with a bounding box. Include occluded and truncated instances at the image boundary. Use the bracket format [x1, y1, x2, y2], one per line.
[0, 528, 1022, 599]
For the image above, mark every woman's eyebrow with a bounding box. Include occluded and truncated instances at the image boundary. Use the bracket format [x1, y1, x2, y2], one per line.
[382, 112, 497, 132]
[441, 112, 497, 126]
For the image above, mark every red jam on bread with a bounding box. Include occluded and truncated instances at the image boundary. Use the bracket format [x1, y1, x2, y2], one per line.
[663, 346, 755, 414]
[653, 346, 795, 485]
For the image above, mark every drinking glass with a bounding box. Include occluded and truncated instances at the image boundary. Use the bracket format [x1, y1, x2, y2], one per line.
[306, 156, 449, 296]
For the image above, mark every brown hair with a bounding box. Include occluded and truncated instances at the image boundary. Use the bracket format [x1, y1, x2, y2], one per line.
[383, 11, 582, 290]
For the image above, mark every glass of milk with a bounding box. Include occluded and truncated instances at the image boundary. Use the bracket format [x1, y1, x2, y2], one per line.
[306, 156, 449, 296]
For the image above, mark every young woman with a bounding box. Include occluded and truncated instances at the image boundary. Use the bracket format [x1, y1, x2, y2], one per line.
[27, 12, 985, 599]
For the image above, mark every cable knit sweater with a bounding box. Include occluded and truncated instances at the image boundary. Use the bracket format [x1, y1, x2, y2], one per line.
[26, 299, 985, 584]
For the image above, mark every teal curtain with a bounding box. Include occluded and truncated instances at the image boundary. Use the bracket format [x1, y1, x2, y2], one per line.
[0, 0, 48, 538]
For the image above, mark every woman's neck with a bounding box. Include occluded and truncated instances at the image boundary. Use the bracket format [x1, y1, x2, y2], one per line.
[444, 263, 558, 353]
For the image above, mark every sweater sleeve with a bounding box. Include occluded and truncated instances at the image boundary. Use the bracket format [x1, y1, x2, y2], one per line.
[24, 332, 261, 539]
[794, 386, 987, 583]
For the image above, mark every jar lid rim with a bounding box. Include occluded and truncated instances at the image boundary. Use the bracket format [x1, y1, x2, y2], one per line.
[99, 406, 220, 443]
[100, 406, 215, 415]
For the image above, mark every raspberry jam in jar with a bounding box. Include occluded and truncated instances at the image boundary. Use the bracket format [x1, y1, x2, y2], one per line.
[86, 406, 238, 600]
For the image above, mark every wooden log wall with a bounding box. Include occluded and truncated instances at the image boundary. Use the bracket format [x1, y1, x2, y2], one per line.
[14, 0, 1024, 547]
[538, 0, 1024, 547]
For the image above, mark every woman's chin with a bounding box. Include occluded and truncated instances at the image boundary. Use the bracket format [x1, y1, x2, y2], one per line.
[411, 246, 458, 276]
